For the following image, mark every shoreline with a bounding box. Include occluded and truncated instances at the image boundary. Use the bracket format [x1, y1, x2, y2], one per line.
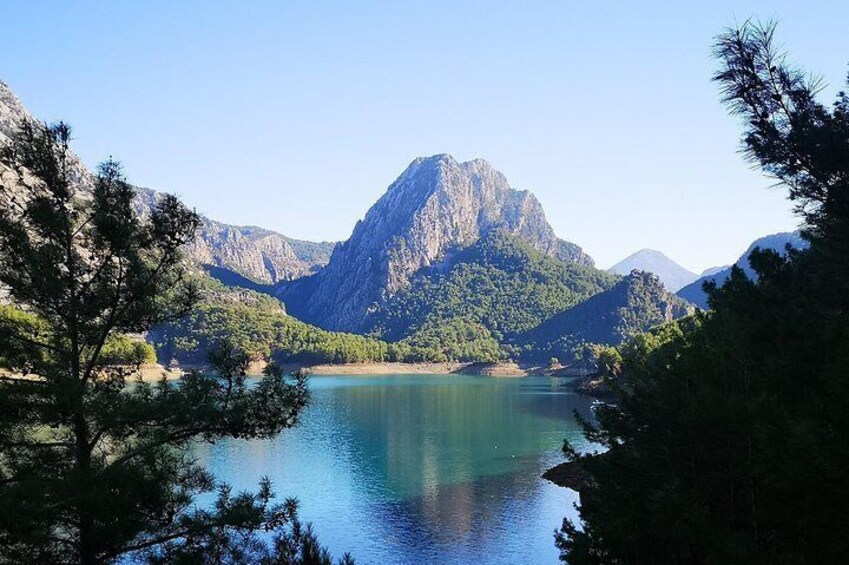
[173, 360, 590, 378]
[6, 361, 590, 382]
[299, 361, 532, 377]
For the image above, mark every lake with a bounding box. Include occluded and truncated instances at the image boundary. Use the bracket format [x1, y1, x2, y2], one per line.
[195, 374, 593, 564]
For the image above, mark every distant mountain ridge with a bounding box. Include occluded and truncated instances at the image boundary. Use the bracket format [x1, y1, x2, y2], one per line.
[677, 232, 807, 308]
[0, 79, 333, 284]
[700, 265, 730, 277]
[608, 248, 698, 292]
[277, 154, 594, 332]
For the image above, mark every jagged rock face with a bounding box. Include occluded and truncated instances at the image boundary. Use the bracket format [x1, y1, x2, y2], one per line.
[185, 220, 332, 283]
[1, 81, 95, 195]
[281, 154, 593, 332]
[0, 80, 333, 284]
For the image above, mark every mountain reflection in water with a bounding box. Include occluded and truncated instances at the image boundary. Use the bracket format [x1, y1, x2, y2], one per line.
[195, 374, 594, 564]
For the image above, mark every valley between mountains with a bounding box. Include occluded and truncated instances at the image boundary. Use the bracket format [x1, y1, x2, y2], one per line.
[0, 79, 794, 374]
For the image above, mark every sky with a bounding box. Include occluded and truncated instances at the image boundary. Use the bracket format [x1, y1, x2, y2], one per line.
[1, 1, 847, 273]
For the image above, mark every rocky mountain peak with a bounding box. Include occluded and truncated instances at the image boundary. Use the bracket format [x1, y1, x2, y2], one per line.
[279, 154, 593, 332]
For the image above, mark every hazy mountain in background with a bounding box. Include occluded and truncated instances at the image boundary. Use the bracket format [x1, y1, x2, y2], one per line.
[700, 265, 730, 277]
[608, 249, 698, 292]
[677, 232, 807, 309]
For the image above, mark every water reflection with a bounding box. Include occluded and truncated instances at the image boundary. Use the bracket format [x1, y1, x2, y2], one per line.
[196, 375, 592, 564]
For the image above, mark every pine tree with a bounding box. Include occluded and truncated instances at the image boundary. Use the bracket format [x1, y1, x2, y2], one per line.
[555, 21, 849, 564]
[0, 122, 349, 564]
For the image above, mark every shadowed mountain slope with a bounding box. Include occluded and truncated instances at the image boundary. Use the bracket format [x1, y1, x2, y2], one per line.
[677, 232, 806, 309]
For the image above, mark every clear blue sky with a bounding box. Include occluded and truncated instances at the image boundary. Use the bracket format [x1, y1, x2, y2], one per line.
[2, 1, 847, 272]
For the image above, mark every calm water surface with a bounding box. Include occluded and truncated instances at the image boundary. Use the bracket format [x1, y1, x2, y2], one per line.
[195, 374, 593, 564]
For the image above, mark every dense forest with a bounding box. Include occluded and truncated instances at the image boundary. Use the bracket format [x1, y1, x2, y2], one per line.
[154, 233, 696, 367]
[151, 277, 393, 365]
[369, 230, 617, 344]
[151, 276, 493, 365]
[519, 270, 693, 362]
[365, 232, 693, 363]
[555, 22, 849, 564]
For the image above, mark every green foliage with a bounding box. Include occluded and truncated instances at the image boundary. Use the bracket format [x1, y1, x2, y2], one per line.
[617, 315, 700, 372]
[1, 304, 154, 369]
[398, 317, 504, 363]
[100, 334, 157, 366]
[520, 271, 693, 362]
[0, 304, 49, 372]
[151, 275, 457, 365]
[370, 230, 617, 359]
[557, 23, 849, 564]
[589, 343, 623, 380]
[152, 298, 393, 366]
[0, 122, 349, 564]
[145, 484, 354, 565]
[156, 269, 522, 365]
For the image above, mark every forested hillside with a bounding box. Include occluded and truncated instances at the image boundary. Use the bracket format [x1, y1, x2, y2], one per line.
[369, 230, 616, 344]
[519, 271, 694, 361]
[150, 277, 443, 365]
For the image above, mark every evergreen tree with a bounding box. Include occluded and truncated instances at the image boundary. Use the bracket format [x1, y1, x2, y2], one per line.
[556, 22, 849, 564]
[0, 122, 349, 564]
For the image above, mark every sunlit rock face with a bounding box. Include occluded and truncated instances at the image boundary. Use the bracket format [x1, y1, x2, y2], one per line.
[279, 154, 593, 332]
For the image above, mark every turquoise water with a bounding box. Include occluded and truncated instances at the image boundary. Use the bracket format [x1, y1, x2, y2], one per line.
[195, 374, 593, 564]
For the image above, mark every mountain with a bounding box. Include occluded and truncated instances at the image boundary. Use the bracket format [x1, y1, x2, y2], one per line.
[148, 276, 397, 366]
[677, 232, 807, 309]
[182, 218, 334, 283]
[369, 230, 616, 348]
[277, 154, 594, 332]
[700, 265, 729, 277]
[608, 249, 698, 292]
[521, 271, 695, 359]
[0, 79, 333, 284]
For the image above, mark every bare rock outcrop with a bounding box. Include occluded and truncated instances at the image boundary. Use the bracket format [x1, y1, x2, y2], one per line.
[279, 154, 593, 331]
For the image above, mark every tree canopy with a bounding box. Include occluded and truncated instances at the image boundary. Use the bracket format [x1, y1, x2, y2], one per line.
[0, 122, 351, 564]
[556, 21, 849, 564]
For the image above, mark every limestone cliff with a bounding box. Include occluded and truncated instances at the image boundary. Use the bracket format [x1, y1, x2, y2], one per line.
[278, 154, 593, 331]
